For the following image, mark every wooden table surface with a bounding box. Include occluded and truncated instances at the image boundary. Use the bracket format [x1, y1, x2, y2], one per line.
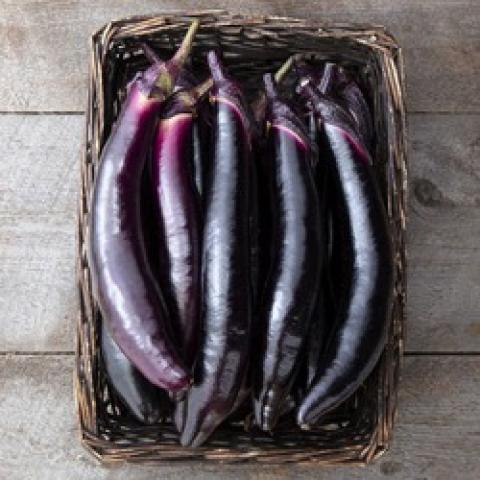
[1, 1, 479, 479]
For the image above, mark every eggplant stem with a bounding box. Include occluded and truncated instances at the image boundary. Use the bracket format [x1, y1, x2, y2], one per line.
[207, 50, 227, 83]
[251, 57, 294, 123]
[299, 77, 324, 103]
[155, 20, 200, 95]
[193, 77, 214, 99]
[274, 56, 294, 84]
[318, 62, 336, 95]
[263, 73, 277, 100]
[171, 20, 200, 68]
[142, 42, 162, 65]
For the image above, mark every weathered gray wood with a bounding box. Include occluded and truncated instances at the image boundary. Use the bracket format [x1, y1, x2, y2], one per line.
[0, 113, 479, 352]
[0, 115, 81, 351]
[407, 113, 480, 352]
[0, 0, 479, 112]
[0, 355, 478, 479]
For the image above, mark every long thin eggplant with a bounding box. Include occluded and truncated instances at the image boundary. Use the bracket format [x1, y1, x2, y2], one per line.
[307, 121, 336, 386]
[101, 323, 166, 424]
[180, 51, 253, 448]
[253, 74, 322, 432]
[296, 80, 394, 427]
[151, 79, 212, 367]
[252, 57, 296, 301]
[150, 80, 212, 434]
[295, 64, 338, 395]
[88, 21, 199, 392]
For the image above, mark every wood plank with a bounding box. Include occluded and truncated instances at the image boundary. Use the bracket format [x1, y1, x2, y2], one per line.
[407, 113, 480, 352]
[0, 355, 479, 479]
[0, 0, 479, 112]
[0, 113, 479, 351]
[0, 115, 81, 351]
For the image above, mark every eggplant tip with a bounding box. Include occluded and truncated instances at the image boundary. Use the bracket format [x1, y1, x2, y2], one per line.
[180, 429, 208, 448]
[296, 406, 318, 429]
[254, 397, 278, 432]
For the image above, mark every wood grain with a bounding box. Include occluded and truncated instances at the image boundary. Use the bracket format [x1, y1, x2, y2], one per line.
[407, 113, 480, 352]
[0, 113, 479, 351]
[0, 115, 81, 351]
[0, 355, 478, 479]
[0, 0, 479, 112]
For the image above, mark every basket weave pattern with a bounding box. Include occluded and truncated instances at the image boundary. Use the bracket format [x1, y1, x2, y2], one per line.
[75, 10, 407, 465]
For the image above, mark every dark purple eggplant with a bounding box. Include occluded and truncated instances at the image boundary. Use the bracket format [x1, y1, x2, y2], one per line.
[295, 59, 373, 148]
[333, 68, 374, 148]
[143, 42, 209, 196]
[303, 61, 373, 148]
[296, 80, 394, 427]
[295, 65, 338, 394]
[180, 51, 253, 448]
[251, 56, 295, 125]
[150, 80, 212, 434]
[252, 56, 297, 304]
[101, 322, 167, 424]
[88, 21, 199, 392]
[142, 43, 208, 198]
[253, 74, 322, 432]
[151, 79, 212, 367]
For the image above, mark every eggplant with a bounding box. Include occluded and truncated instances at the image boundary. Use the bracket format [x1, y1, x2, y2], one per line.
[101, 322, 166, 424]
[295, 60, 373, 148]
[150, 80, 212, 434]
[339, 81, 373, 148]
[296, 80, 394, 427]
[307, 61, 373, 148]
[253, 74, 322, 431]
[88, 21, 199, 392]
[151, 79, 212, 367]
[180, 51, 253, 448]
[295, 65, 338, 394]
[142, 43, 208, 198]
[253, 56, 297, 303]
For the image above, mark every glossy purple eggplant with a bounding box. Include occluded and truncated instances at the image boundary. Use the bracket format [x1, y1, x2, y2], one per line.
[142, 43, 208, 198]
[296, 60, 373, 148]
[253, 74, 322, 432]
[296, 80, 394, 427]
[305, 61, 373, 148]
[296, 66, 338, 394]
[252, 57, 296, 303]
[180, 51, 253, 448]
[101, 322, 166, 424]
[150, 81, 212, 435]
[151, 80, 211, 367]
[88, 21, 199, 392]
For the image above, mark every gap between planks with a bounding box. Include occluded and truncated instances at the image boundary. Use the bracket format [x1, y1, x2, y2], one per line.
[0, 351, 75, 356]
[1, 351, 480, 357]
[0, 111, 84, 116]
[2, 110, 480, 116]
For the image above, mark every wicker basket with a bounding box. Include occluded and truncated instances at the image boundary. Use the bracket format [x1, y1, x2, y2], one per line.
[75, 10, 407, 465]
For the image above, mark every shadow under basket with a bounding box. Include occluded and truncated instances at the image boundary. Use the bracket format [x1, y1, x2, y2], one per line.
[75, 10, 407, 466]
